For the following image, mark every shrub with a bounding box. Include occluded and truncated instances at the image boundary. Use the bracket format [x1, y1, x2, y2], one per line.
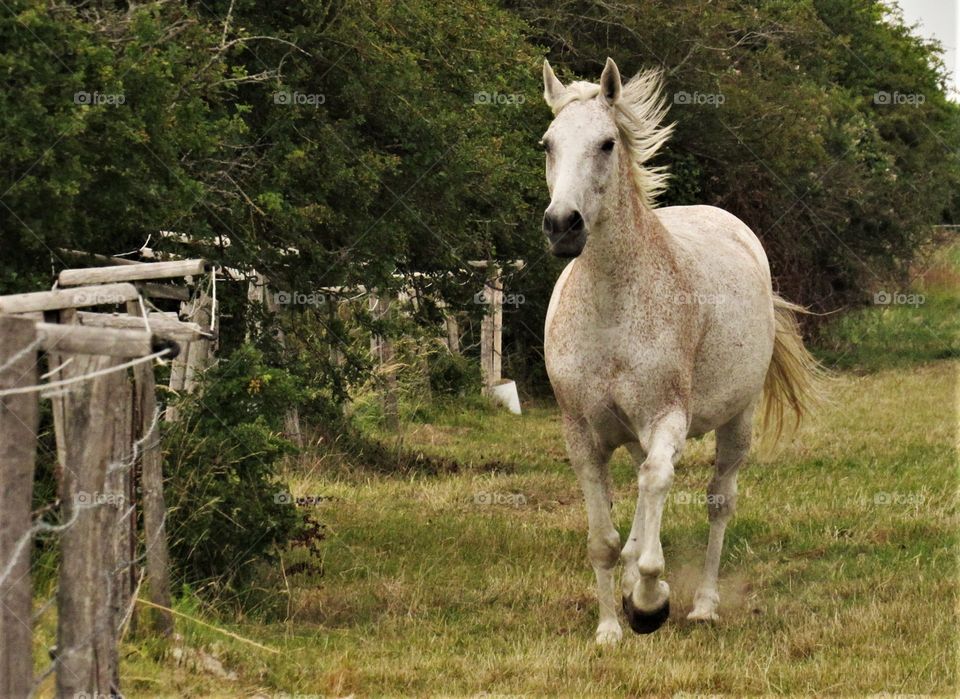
[163, 344, 303, 596]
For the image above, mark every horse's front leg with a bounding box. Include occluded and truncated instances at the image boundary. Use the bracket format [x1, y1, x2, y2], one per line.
[562, 415, 621, 645]
[621, 411, 686, 634]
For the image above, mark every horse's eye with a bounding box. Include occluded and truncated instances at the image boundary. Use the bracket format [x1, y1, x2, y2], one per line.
[601, 139, 615, 153]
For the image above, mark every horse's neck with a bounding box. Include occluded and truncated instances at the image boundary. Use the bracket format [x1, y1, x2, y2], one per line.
[579, 174, 678, 309]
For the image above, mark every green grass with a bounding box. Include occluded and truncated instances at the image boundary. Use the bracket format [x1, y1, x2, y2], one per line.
[816, 240, 960, 371]
[33, 245, 959, 697]
[93, 369, 955, 696]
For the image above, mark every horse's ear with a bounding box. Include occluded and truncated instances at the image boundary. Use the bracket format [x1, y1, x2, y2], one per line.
[599, 57, 622, 106]
[543, 59, 565, 109]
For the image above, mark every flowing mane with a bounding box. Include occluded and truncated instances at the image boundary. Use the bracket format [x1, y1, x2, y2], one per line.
[548, 70, 674, 207]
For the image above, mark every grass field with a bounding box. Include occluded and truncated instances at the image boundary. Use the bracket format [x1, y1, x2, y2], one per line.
[34, 246, 959, 697]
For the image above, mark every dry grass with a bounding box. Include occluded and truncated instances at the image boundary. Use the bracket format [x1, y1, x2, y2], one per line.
[109, 358, 958, 697]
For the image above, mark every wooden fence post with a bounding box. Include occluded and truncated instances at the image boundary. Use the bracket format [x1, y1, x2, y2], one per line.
[55, 354, 124, 698]
[328, 297, 345, 367]
[46, 308, 75, 499]
[103, 368, 134, 688]
[126, 304, 173, 635]
[247, 273, 304, 446]
[166, 288, 213, 423]
[0, 316, 39, 699]
[165, 335, 188, 422]
[183, 290, 212, 393]
[445, 315, 461, 355]
[480, 265, 503, 394]
[369, 293, 399, 430]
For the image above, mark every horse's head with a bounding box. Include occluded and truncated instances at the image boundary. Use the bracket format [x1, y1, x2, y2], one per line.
[540, 58, 624, 258]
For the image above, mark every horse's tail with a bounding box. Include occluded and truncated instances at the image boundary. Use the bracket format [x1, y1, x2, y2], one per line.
[759, 294, 824, 444]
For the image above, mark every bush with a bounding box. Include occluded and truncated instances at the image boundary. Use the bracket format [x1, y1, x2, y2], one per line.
[429, 348, 481, 396]
[163, 344, 303, 597]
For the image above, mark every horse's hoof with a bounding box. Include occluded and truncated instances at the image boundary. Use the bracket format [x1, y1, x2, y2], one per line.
[686, 608, 719, 623]
[595, 624, 623, 646]
[623, 595, 670, 634]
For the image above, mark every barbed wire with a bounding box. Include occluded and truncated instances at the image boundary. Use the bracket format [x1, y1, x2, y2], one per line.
[41, 356, 74, 380]
[0, 507, 81, 589]
[107, 406, 161, 476]
[1, 403, 166, 698]
[0, 348, 172, 399]
[0, 337, 42, 375]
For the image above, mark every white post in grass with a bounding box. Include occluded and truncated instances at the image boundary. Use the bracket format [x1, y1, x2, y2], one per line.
[479, 264, 503, 394]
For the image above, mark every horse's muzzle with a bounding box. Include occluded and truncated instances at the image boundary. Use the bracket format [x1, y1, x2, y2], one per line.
[543, 209, 587, 257]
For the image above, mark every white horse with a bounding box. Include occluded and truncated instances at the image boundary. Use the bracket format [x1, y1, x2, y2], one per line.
[541, 58, 819, 644]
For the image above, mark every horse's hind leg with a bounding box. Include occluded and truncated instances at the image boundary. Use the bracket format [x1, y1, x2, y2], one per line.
[687, 404, 754, 622]
[561, 415, 621, 645]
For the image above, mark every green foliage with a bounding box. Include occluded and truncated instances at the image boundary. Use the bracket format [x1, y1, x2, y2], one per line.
[0, 0, 245, 293]
[1, 0, 957, 403]
[164, 344, 303, 595]
[507, 0, 960, 313]
[429, 349, 481, 396]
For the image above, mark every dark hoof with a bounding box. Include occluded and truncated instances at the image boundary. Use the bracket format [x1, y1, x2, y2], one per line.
[623, 595, 670, 634]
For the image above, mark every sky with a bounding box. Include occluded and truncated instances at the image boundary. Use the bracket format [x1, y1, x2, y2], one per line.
[896, 0, 958, 98]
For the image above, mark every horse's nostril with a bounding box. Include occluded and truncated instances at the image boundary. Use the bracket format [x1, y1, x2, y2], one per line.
[567, 210, 584, 233]
[542, 212, 556, 236]
[544, 209, 585, 238]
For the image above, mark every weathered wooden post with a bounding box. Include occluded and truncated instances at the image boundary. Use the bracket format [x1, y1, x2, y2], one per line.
[328, 296, 346, 367]
[479, 264, 503, 394]
[369, 292, 399, 430]
[165, 340, 189, 422]
[182, 289, 212, 394]
[49, 325, 171, 698]
[168, 287, 211, 421]
[55, 352, 124, 697]
[103, 366, 134, 688]
[126, 302, 174, 636]
[50, 259, 205, 425]
[0, 316, 40, 699]
[445, 314, 461, 354]
[246, 273, 304, 446]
